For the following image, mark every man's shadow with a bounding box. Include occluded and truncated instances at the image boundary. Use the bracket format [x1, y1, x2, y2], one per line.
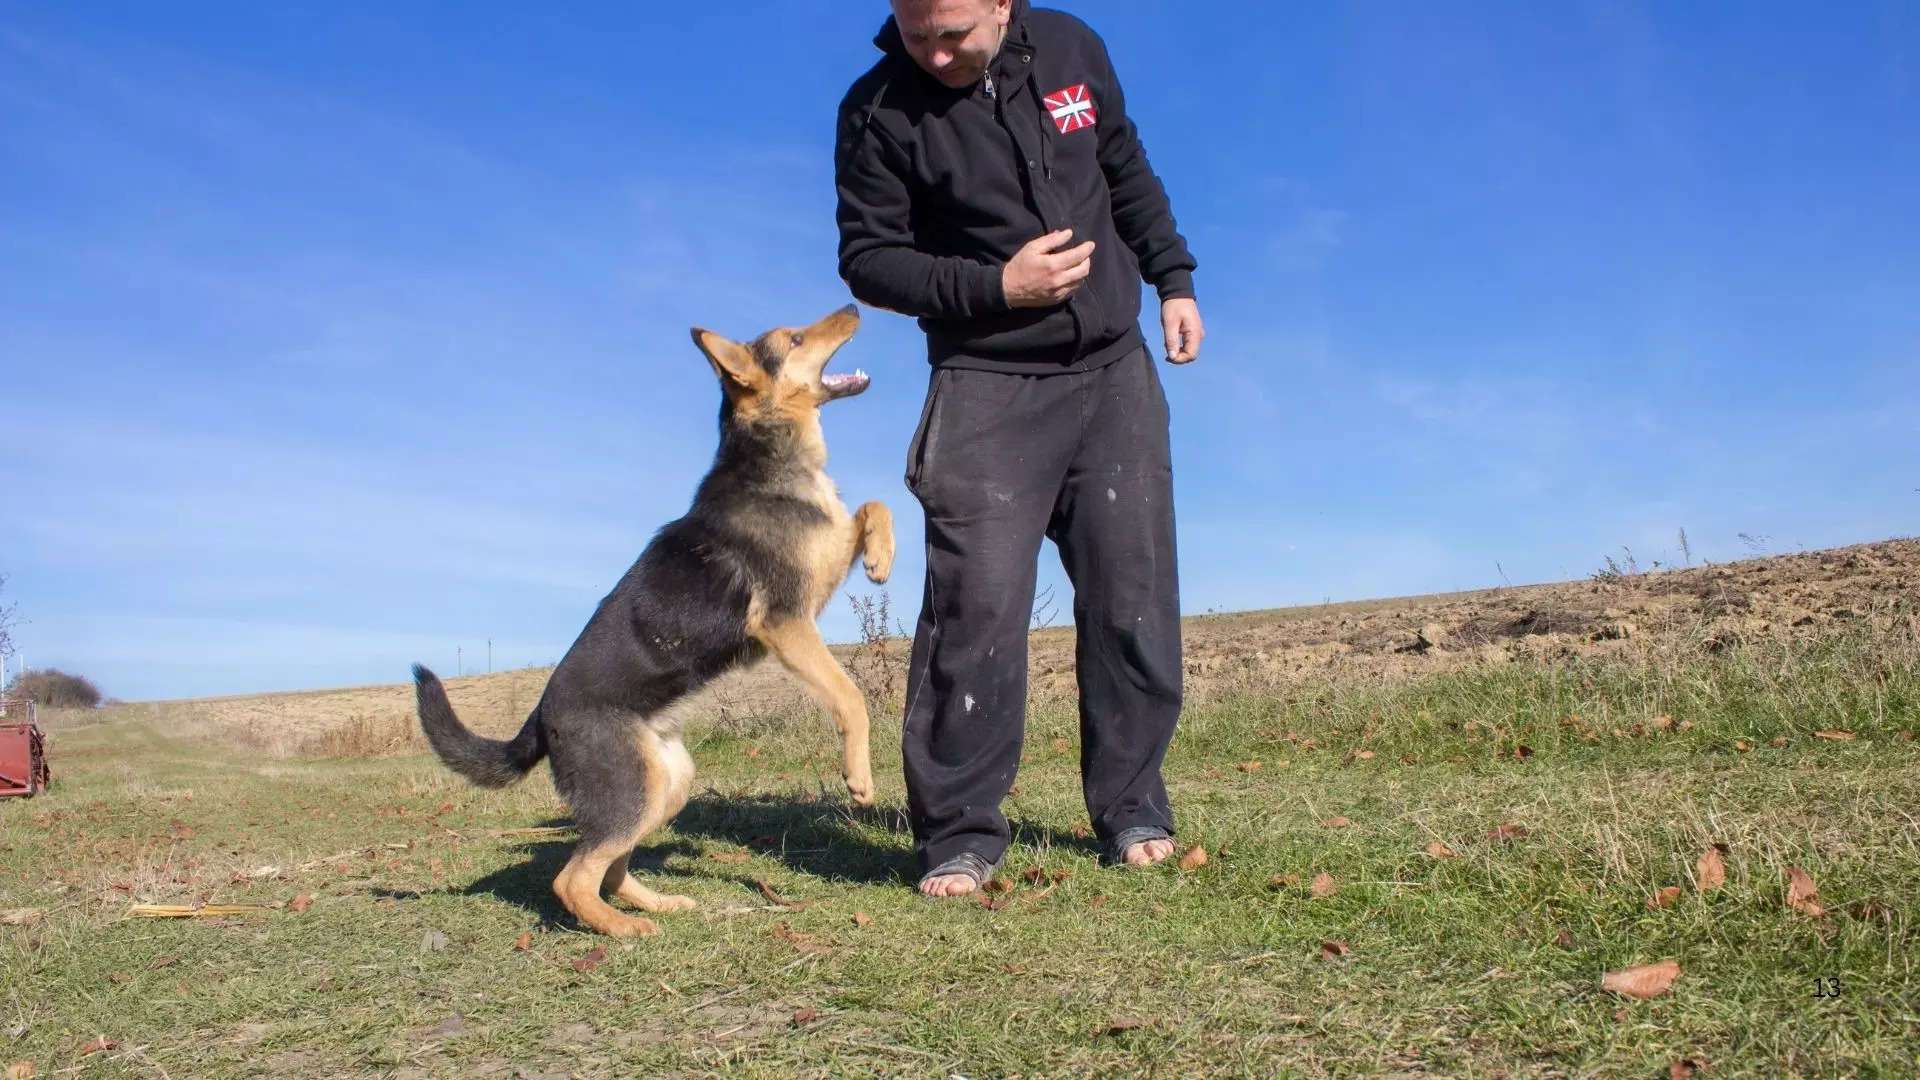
[463, 796, 1104, 924]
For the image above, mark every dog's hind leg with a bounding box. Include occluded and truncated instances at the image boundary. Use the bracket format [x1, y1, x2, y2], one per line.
[603, 731, 698, 914]
[550, 725, 697, 936]
[753, 618, 876, 806]
[854, 500, 895, 584]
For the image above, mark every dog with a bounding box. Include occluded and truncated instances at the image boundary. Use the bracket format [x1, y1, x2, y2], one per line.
[411, 304, 894, 938]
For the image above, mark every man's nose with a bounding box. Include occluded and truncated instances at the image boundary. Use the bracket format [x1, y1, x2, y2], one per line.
[930, 48, 953, 69]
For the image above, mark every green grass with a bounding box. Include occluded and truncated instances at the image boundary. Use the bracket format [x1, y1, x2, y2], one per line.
[5, 621, 1920, 1078]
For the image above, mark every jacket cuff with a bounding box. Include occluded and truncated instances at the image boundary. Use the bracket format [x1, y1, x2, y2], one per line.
[1152, 269, 1195, 302]
[973, 260, 1010, 313]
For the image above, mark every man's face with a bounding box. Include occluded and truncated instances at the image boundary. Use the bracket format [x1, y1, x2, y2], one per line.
[890, 0, 1012, 89]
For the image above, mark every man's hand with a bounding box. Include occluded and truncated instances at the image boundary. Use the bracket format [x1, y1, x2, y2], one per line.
[1002, 229, 1096, 308]
[1162, 297, 1204, 364]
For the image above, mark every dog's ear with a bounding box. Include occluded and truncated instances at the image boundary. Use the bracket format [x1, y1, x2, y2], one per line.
[691, 328, 762, 393]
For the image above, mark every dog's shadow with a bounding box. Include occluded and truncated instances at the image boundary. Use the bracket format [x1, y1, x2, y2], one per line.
[462, 797, 1104, 923]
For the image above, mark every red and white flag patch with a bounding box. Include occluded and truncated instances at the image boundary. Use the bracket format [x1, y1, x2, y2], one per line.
[1044, 83, 1098, 134]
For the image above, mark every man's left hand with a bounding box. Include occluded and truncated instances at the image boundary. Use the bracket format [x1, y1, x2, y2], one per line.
[1161, 298, 1204, 364]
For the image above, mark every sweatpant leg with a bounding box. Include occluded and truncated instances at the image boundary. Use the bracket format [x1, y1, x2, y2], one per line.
[1046, 347, 1183, 851]
[901, 366, 1082, 874]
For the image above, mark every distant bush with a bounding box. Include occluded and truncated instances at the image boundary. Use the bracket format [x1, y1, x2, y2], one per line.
[7, 668, 103, 709]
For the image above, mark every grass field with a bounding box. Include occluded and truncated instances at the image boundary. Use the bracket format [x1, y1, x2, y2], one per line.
[4, 550, 1919, 1077]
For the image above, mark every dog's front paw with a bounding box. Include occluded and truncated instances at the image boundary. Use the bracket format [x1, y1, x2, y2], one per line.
[844, 767, 876, 807]
[858, 501, 895, 584]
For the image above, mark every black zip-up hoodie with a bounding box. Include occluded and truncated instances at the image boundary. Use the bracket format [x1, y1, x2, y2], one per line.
[834, 1, 1197, 373]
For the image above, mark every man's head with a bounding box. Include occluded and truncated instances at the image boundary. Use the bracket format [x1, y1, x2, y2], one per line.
[889, 0, 1012, 89]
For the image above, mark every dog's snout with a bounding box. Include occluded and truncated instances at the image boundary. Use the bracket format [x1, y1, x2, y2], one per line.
[839, 303, 858, 319]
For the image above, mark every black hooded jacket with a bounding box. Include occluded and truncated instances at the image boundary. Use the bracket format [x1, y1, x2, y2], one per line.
[834, 1, 1197, 373]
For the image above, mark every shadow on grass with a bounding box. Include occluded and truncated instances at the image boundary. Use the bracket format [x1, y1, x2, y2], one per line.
[462, 795, 1105, 924]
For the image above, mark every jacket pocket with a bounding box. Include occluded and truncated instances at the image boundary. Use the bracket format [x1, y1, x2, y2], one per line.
[904, 369, 949, 496]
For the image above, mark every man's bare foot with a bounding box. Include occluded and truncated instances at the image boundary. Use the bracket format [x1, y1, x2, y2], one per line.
[1123, 837, 1177, 866]
[918, 873, 980, 897]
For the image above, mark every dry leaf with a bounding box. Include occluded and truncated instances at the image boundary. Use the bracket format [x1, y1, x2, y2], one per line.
[709, 852, 751, 864]
[1320, 939, 1352, 961]
[1178, 845, 1208, 871]
[1786, 865, 1825, 917]
[1486, 824, 1529, 842]
[1696, 847, 1727, 892]
[1813, 729, 1856, 741]
[1425, 841, 1458, 859]
[1669, 1058, 1709, 1079]
[1236, 760, 1263, 772]
[977, 894, 1009, 911]
[773, 923, 827, 950]
[1355, 750, 1376, 761]
[1309, 872, 1337, 898]
[1268, 874, 1301, 890]
[7, 1062, 34, 1080]
[1087, 894, 1108, 908]
[1651, 715, 1675, 730]
[1602, 959, 1681, 999]
[984, 878, 1013, 894]
[288, 894, 312, 914]
[791, 1008, 820, 1025]
[1321, 816, 1352, 828]
[1648, 886, 1683, 909]
[1102, 1016, 1148, 1035]
[1003, 963, 1029, 975]
[106, 972, 131, 984]
[1513, 745, 1534, 761]
[1612, 1008, 1630, 1022]
[1768, 736, 1789, 748]
[1897, 731, 1914, 742]
[851, 911, 872, 928]
[513, 933, 533, 951]
[745, 746, 760, 758]
[79, 1037, 117, 1056]
[753, 878, 810, 909]
[1, 910, 43, 926]
[1022, 867, 1046, 885]
[1555, 930, 1575, 948]
[147, 956, 177, 970]
[572, 946, 607, 973]
[1070, 824, 1094, 840]
[1735, 740, 1753, 753]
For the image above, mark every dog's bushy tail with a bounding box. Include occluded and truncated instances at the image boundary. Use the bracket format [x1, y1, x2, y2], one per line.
[411, 663, 546, 787]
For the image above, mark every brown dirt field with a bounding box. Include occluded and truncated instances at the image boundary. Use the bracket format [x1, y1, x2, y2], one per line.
[107, 537, 1918, 754]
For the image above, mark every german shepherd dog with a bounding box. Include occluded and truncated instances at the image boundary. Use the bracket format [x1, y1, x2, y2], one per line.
[411, 304, 893, 938]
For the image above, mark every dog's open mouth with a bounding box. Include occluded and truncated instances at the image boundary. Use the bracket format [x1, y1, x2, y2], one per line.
[821, 369, 870, 400]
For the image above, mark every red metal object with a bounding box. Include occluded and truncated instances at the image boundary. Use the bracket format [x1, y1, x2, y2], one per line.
[0, 698, 49, 798]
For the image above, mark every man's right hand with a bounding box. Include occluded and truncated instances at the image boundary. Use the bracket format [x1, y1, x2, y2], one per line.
[1001, 229, 1096, 308]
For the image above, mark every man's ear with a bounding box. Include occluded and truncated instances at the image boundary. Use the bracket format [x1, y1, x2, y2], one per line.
[690, 328, 762, 392]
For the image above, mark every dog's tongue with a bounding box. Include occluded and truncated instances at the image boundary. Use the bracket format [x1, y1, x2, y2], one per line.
[821, 368, 871, 399]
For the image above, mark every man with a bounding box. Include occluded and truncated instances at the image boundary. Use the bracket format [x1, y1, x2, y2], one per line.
[835, 0, 1203, 897]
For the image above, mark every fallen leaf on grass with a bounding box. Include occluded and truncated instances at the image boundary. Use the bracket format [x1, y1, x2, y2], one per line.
[851, 911, 872, 928]
[6, 1062, 33, 1080]
[1670, 1058, 1710, 1079]
[1696, 847, 1727, 892]
[147, 956, 177, 970]
[1513, 745, 1534, 761]
[708, 852, 751, 864]
[752, 878, 811, 910]
[435, 798, 455, 816]
[1178, 845, 1208, 871]
[1236, 761, 1264, 772]
[977, 895, 1009, 911]
[1003, 963, 1029, 975]
[1425, 841, 1457, 859]
[288, 894, 312, 914]
[1769, 736, 1789, 748]
[572, 946, 607, 973]
[1102, 1017, 1148, 1035]
[1268, 874, 1301, 890]
[1786, 866, 1825, 917]
[1555, 930, 1575, 948]
[1070, 823, 1094, 841]
[773, 923, 828, 951]
[1320, 817, 1351, 828]
[1602, 959, 1680, 1000]
[1897, 731, 1914, 742]
[0, 910, 42, 926]
[1648, 887, 1683, 909]
[791, 1008, 821, 1026]
[1486, 824, 1530, 842]
[983, 877, 1013, 894]
[1320, 939, 1351, 961]
[1087, 894, 1108, 908]
[1309, 873, 1337, 898]
[1735, 740, 1753, 753]
[79, 1037, 117, 1056]
[1813, 730, 1856, 741]
[513, 933, 533, 951]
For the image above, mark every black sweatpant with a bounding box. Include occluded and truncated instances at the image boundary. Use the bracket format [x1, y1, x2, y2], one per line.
[900, 345, 1183, 874]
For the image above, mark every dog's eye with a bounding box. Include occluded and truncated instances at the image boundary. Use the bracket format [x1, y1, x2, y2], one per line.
[788, 331, 804, 348]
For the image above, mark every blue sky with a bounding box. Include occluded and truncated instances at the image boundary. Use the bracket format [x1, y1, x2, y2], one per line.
[3, 1, 1916, 701]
